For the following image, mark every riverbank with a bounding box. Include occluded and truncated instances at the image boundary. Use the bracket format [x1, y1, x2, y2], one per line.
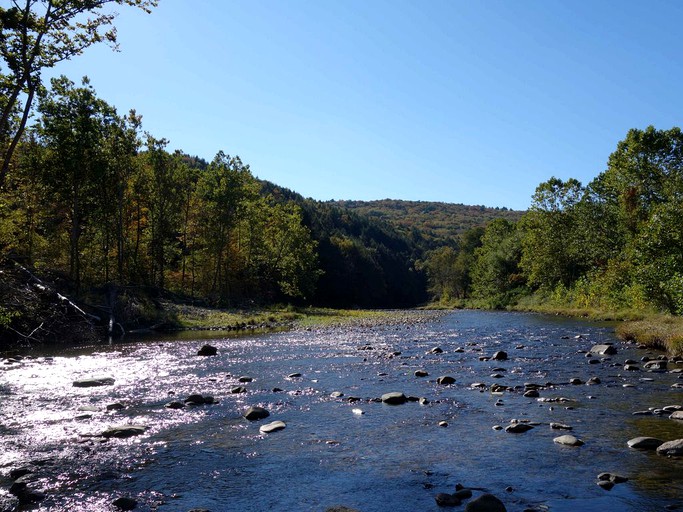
[163, 302, 446, 332]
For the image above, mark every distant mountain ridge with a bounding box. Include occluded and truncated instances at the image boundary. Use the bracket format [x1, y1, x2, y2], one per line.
[333, 199, 525, 247]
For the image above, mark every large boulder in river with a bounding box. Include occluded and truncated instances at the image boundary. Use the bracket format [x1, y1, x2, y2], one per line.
[464, 493, 507, 512]
[590, 344, 617, 356]
[73, 377, 115, 387]
[657, 439, 683, 456]
[381, 392, 407, 405]
[197, 344, 218, 356]
[243, 406, 270, 421]
[437, 376, 456, 385]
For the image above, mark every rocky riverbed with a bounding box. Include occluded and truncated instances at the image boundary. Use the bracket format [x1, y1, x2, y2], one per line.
[1, 310, 683, 511]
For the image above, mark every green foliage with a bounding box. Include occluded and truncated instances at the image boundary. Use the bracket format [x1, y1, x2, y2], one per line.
[335, 199, 522, 250]
[471, 219, 525, 307]
[0, 0, 158, 188]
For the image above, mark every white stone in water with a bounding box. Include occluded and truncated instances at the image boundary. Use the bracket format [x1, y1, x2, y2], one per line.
[259, 420, 286, 434]
[352, 408, 364, 415]
[553, 434, 584, 446]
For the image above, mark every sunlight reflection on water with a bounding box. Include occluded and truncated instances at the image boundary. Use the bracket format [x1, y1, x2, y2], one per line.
[1, 311, 683, 511]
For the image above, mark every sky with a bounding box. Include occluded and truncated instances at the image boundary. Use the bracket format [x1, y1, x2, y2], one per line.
[43, 0, 683, 210]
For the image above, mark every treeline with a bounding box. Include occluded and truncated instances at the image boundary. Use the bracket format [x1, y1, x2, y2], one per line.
[1, 75, 437, 315]
[423, 126, 683, 315]
[1, 76, 319, 305]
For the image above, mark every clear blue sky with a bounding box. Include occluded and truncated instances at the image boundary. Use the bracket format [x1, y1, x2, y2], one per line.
[46, 0, 683, 210]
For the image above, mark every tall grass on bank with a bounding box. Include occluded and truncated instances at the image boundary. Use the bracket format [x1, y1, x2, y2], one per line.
[616, 316, 683, 357]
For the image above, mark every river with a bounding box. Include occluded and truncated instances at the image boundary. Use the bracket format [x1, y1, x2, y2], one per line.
[1, 310, 682, 511]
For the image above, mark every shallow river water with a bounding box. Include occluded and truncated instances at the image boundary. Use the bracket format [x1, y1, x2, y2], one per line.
[1, 310, 683, 512]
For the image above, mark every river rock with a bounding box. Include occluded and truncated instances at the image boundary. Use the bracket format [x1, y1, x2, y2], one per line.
[8, 477, 44, 505]
[231, 386, 247, 394]
[670, 411, 683, 421]
[106, 402, 125, 411]
[112, 496, 137, 510]
[326, 507, 361, 512]
[330, 391, 344, 398]
[287, 372, 302, 378]
[505, 423, 534, 433]
[415, 370, 429, 377]
[165, 401, 184, 409]
[437, 376, 456, 385]
[101, 425, 147, 438]
[523, 390, 539, 398]
[429, 347, 444, 354]
[550, 423, 573, 430]
[243, 406, 270, 421]
[597, 472, 628, 484]
[591, 344, 617, 355]
[624, 364, 640, 371]
[657, 439, 683, 456]
[381, 392, 407, 405]
[185, 394, 217, 405]
[644, 360, 667, 371]
[435, 493, 461, 507]
[454, 488, 473, 500]
[464, 493, 506, 512]
[586, 377, 601, 385]
[569, 378, 583, 385]
[238, 376, 253, 383]
[553, 434, 584, 446]
[597, 480, 614, 491]
[197, 344, 217, 356]
[492, 351, 508, 361]
[73, 377, 115, 387]
[259, 420, 286, 433]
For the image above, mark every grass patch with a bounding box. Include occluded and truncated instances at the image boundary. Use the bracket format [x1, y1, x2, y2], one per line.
[163, 303, 435, 332]
[165, 302, 303, 330]
[616, 315, 683, 356]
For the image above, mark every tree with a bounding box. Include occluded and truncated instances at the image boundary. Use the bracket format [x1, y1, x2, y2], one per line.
[36, 75, 119, 289]
[196, 152, 258, 301]
[143, 135, 183, 290]
[471, 219, 524, 306]
[519, 177, 587, 289]
[0, 0, 157, 188]
[420, 246, 459, 302]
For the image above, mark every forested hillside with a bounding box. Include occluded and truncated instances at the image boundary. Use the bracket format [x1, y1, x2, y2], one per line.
[336, 199, 523, 248]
